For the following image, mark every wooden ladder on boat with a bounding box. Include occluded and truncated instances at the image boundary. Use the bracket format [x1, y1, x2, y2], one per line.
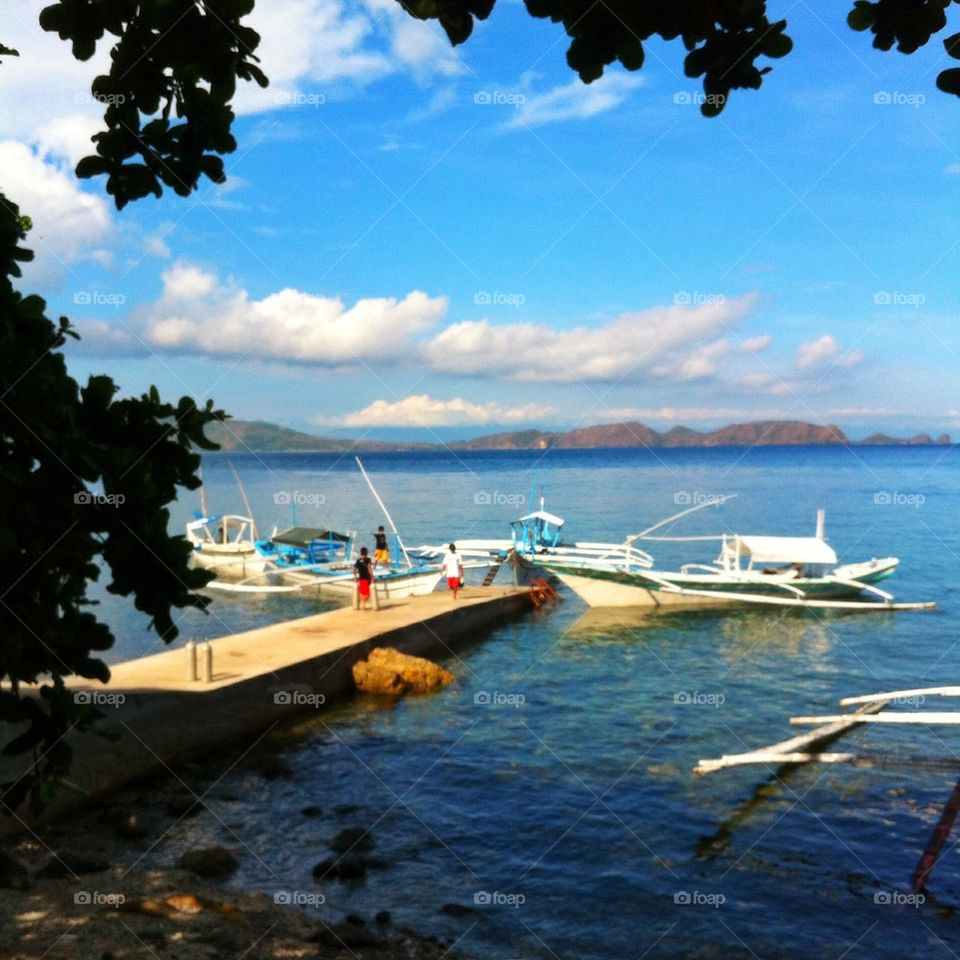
[481, 557, 505, 587]
[529, 577, 559, 607]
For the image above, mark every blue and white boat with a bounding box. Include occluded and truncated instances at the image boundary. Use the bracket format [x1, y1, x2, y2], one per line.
[259, 524, 444, 599]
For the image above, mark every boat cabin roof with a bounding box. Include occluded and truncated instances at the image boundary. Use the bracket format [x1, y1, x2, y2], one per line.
[725, 535, 837, 565]
[272, 526, 351, 547]
[516, 510, 565, 527]
[191, 514, 251, 526]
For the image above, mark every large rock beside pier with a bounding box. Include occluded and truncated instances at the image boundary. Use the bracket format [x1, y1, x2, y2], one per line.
[352, 647, 454, 696]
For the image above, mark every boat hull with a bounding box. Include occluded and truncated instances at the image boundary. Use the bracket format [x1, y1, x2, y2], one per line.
[190, 548, 273, 579]
[280, 567, 444, 600]
[540, 559, 900, 609]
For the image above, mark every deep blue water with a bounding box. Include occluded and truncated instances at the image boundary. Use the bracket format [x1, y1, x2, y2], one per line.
[103, 446, 960, 958]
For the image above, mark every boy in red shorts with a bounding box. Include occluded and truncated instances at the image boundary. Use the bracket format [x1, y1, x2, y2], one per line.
[354, 547, 374, 609]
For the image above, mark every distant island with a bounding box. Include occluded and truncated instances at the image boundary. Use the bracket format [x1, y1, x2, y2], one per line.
[206, 419, 952, 453]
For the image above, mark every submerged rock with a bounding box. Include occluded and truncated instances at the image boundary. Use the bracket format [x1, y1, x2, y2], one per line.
[300, 805, 323, 818]
[121, 893, 205, 917]
[178, 847, 238, 879]
[36, 851, 109, 879]
[337, 858, 368, 881]
[165, 793, 204, 819]
[312, 857, 368, 882]
[0, 851, 30, 889]
[330, 826, 376, 855]
[311, 923, 380, 948]
[439, 902, 475, 916]
[113, 812, 148, 840]
[249, 754, 294, 781]
[352, 647, 455, 696]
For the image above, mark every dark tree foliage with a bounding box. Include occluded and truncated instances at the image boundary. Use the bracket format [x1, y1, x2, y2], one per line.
[0, 195, 223, 812]
[38, 0, 267, 208]
[0, 1, 953, 202]
[404, 0, 960, 116]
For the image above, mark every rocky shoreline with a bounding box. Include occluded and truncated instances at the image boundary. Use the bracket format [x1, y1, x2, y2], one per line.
[1, 766, 472, 960]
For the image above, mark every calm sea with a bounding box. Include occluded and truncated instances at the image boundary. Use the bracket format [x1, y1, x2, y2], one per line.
[98, 446, 960, 958]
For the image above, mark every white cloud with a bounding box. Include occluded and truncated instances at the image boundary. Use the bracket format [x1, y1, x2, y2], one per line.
[0, 3, 111, 161]
[232, 0, 391, 114]
[828, 407, 903, 417]
[797, 334, 839, 367]
[796, 334, 863, 369]
[0, 140, 112, 285]
[130, 278, 763, 385]
[232, 0, 465, 115]
[361, 0, 465, 79]
[95, 272, 771, 396]
[424, 294, 759, 383]
[141, 263, 447, 364]
[33, 114, 99, 167]
[737, 372, 804, 396]
[507, 73, 643, 129]
[740, 334, 773, 353]
[652, 339, 730, 381]
[328, 394, 554, 427]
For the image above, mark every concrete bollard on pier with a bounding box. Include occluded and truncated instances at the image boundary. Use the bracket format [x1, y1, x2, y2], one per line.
[200, 641, 213, 682]
[185, 640, 198, 682]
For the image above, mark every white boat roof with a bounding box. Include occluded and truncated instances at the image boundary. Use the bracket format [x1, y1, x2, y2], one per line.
[728, 535, 837, 565]
[187, 514, 251, 529]
[517, 510, 565, 526]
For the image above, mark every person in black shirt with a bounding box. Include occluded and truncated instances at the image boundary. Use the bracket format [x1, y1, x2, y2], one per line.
[354, 547, 374, 609]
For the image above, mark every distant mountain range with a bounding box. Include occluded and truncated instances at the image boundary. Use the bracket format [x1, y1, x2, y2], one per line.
[206, 419, 952, 452]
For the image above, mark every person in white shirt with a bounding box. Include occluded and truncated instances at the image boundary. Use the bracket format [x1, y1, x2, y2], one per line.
[442, 543, 464, 600]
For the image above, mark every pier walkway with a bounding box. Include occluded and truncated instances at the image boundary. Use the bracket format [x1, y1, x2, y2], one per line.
[5, 587, 534, 827]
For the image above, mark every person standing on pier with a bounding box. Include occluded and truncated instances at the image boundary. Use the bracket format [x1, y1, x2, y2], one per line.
[442, 544, 464, 600]
[354, 547, 374, 610]
[373, 526, 389, 567]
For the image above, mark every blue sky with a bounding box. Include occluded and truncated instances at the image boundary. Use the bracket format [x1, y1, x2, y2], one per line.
[3, 1, 960, 441]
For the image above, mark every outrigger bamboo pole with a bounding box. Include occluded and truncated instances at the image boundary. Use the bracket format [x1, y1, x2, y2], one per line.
[791, 712, 960, 725]
[694, 701, 886, 775]
[840, 686, 960, 706]
[638, 578, 935, 612]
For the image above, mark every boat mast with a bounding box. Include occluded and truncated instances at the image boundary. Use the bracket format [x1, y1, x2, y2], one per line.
[198, 464, 209, 519]
[227, 460, 258, 540]
[355, 457, 412, 568]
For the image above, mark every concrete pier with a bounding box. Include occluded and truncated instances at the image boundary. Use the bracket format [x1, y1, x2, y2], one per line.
[3, 587, 533, 828]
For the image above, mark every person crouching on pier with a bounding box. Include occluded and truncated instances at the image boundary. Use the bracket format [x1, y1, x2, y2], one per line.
[354, 547, 374, 609]
[442, 544, 464, 600]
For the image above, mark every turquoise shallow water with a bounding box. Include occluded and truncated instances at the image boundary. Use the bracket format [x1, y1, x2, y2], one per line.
[101, 446, 960, 957]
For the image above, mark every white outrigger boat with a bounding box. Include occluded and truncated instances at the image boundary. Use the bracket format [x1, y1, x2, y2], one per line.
[521, 507, 934, 612]
[186, 514, 276, 579]
[220, 458, 444, 600]
[266, 524, 443, 600]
